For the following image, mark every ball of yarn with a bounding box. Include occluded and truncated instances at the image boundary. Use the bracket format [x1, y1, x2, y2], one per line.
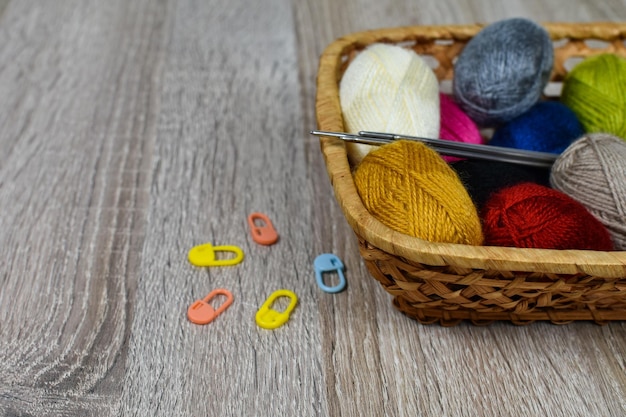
[490, 101, 584, 154]
[340, 43, 440, 165]
[439, 93, 485, 162]
[561, 54, 626, 138]
[550, 133, 626, 250]
[481, 182, 614, 250]
[353, 140, 483, 245]
[451, 160, 550, 210]
[453, 18, 553, 127]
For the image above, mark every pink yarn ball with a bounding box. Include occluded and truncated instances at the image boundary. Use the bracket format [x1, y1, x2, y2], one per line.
[439, 93, 485, 162]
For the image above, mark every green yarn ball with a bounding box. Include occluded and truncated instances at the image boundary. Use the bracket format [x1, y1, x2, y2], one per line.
[561, 54, 626, 138]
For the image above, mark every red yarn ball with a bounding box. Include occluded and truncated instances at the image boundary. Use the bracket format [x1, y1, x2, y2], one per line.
[481, 182, 614, 250]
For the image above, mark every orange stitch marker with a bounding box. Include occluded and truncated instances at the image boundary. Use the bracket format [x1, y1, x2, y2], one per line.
[187, 288, 234, 325]
[247, 212, 279, 245]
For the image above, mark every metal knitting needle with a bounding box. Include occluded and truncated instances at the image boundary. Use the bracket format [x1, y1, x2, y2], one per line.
[310, 130, 557, 169]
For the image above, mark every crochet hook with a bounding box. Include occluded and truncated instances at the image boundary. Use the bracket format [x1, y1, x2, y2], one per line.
[310, 130, 557, 169]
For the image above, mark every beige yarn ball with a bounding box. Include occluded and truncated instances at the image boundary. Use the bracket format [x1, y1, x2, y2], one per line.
[550, 133, 626, 250]
[339, 43, 440, 166]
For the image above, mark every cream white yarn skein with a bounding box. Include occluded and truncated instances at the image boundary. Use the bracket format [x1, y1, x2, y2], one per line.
[339, 43, 440, 166]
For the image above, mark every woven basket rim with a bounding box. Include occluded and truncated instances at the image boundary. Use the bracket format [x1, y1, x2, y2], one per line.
[315, 21, 626, 278]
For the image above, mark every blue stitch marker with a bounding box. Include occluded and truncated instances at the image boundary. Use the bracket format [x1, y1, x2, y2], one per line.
[314, 253, 346, 293]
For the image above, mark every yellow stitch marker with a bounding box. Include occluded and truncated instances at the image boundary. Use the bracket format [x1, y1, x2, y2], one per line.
[255, 289, 298, 330]
[188, 243, 244, 267]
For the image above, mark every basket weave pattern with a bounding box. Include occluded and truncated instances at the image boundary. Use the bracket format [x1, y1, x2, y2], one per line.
[315, 23, 626, 325]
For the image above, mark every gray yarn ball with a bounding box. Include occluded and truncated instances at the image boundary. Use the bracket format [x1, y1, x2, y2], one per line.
[550, 133, 626, 251]
[453, 18, 554, 127]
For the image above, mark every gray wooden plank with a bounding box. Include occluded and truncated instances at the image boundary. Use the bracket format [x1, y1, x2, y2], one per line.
[0, 0, 170, 415]
[119, 0, 326, 415]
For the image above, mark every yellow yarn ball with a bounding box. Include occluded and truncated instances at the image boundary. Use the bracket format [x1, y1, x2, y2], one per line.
[340, 43, 440, 166]
[353, 140, 484, 245]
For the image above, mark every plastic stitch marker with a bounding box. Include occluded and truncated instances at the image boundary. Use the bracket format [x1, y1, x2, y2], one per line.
[187, 288, 234, 325]
[314, 253, 346, 293]
[255, 289, 298, 330]
[188, 243, 244, 267]
[247, 212, 279, 245]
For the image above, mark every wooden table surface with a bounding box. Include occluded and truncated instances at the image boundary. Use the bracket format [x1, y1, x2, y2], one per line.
[2, 1, 626, 416]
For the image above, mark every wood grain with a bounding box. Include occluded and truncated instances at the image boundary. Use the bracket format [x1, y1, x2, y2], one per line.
[0, 0, 169, 415]
[0, 0, 625, 416]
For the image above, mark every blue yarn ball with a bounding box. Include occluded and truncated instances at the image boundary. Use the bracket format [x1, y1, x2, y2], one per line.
[489, 101, 584, 154]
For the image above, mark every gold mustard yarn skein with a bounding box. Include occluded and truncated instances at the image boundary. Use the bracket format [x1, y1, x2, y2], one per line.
[353, 140, 484, 245]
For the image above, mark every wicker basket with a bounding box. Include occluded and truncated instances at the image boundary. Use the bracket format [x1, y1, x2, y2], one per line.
[314, 22, 626, 326]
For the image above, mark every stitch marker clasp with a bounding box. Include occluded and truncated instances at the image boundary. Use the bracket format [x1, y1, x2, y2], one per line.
[248, 212, 279, 245]
[187, 288, 234, 325]
[255, 289, 298, 330]
[188, 243, 244, 267]
[314, 253, 346, 293]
